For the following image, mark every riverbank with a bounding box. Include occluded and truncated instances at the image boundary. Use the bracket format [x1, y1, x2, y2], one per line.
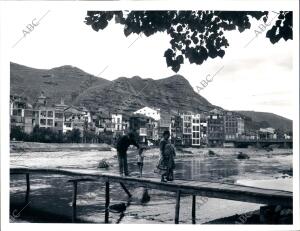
[10, 141, 112, 153]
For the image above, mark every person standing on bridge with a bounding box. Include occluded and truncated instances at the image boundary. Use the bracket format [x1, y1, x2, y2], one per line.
[157, 131, 176, 182]
[116, 131, 140, 176]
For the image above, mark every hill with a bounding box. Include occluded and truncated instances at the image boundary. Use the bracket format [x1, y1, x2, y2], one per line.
[235, 111, 292, 132]
[74, 74, 216, 113]
[10, 62, 110, 105]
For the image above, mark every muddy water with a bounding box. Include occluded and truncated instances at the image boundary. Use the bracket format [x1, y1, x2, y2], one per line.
[10, 147, 293, 224]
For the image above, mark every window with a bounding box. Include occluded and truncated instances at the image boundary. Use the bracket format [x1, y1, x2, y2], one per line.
[12, 109, 21, 116]
[47, 111, 53, 117]
[41, 111, 47, 117]
[55, 121, 63, 127]
[193, 119, 200, 123]
[193, 132, 200, 138]
[55, 112, 63, 119]
[24, 110, 33, 117]
[40, 119, 46, 125]
[47, 119, 53, 126]
[117, 118, 120, 123]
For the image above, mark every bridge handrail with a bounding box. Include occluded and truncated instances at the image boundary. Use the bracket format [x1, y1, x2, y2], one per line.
[10, 167, 292, 206]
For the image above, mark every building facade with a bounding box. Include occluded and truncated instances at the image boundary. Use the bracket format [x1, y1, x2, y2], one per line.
[182, 113, 192, 146]
[191, 114, 201, 146]
[224, 111, 245, 140]
[171, 115, 183, 146]
[207, 109, 225, 147]
[10, 95, 27, 132]
[111, 114, 123, 134]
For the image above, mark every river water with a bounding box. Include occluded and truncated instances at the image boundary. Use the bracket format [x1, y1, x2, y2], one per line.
[10, 147, 293, 224]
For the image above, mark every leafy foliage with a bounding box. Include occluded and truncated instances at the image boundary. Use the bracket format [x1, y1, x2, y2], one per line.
[65, 129, 81, 143]
[10, 126, 29, 141]
[266, 11, 293, 43]
[85, 11, 293, 72]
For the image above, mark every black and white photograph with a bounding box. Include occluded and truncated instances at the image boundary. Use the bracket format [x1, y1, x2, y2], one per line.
[0, 1, 299, 230]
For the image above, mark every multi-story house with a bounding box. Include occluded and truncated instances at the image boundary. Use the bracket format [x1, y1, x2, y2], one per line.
[191, 114, 201, 146]
[158, 112, 172, 139]
[224, 111, 245, 141]
[207, 109, 225, 147]
[54, 99, 68, 133]
[181, 112, 201, 147]
[111, 113, 123, 135]
[171, 114, 183, 146]
[122, 115, 130, 133]
[63, 106, 88, 134]
[129, 114, 148, 143]
[38, 107, 56, 129]
[259, 127, 276, 139]
[92, 108, 113, 133]
[24, 108, 36, 134]
[200, 113, 208, 145]
[182, 113, 192, 146]
[10, 95, 27, 131]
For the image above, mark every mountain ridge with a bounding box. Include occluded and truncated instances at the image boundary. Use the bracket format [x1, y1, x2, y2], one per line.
[10, 62, 110, 105]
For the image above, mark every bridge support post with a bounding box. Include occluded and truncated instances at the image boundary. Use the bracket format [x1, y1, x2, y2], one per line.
[71, 181, 78, 222]
[120, 182, 132, 198]
[175, 190, 181, 224]
[192, 195, 196, 224]
[105, 181, 110, 223]
[25, 173, 30, 204]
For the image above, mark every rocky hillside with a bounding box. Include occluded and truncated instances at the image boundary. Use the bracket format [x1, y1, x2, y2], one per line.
[74, 75, 215, 113]
[235, 111, 293, 132]
[10, 62, 110, 105]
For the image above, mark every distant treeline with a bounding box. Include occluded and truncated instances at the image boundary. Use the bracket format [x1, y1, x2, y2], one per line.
[10, 126, 114, 144]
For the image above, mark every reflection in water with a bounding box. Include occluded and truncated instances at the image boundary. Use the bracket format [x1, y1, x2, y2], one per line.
[126, 148, 292, 184]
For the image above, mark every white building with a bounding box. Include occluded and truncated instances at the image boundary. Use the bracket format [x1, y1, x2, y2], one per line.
[111, 114, 123, 132]
[259, 127, 275, 134]
[259, 127, 276, 139]
[133, 107, 161, 121]
[191, 114, 201, 146]
[181, 112, 201, 146]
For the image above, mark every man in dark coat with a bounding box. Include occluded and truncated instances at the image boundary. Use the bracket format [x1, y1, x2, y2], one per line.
[157, 130, 173, 182]
[116, 131, 140, 176]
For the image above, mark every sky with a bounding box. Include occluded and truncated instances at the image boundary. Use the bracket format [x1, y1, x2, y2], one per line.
[7, 7, 294, 120]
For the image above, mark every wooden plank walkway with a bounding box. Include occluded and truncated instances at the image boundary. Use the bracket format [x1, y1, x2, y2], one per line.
[10, 167, 293, 224]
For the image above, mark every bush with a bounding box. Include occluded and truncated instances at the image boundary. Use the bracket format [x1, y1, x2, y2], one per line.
[65, 129, 81, 143]
[98, 131, 113, 145]
[10, 126, 28, 141]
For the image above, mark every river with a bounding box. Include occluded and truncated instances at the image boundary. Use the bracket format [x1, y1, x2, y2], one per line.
[10, 147, 293, 224]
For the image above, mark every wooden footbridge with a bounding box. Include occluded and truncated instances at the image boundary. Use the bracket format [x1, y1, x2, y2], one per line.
[10, 167, 293, 224]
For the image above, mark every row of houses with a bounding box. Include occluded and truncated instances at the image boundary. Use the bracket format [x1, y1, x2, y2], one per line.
[10, 94, 289, 147]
